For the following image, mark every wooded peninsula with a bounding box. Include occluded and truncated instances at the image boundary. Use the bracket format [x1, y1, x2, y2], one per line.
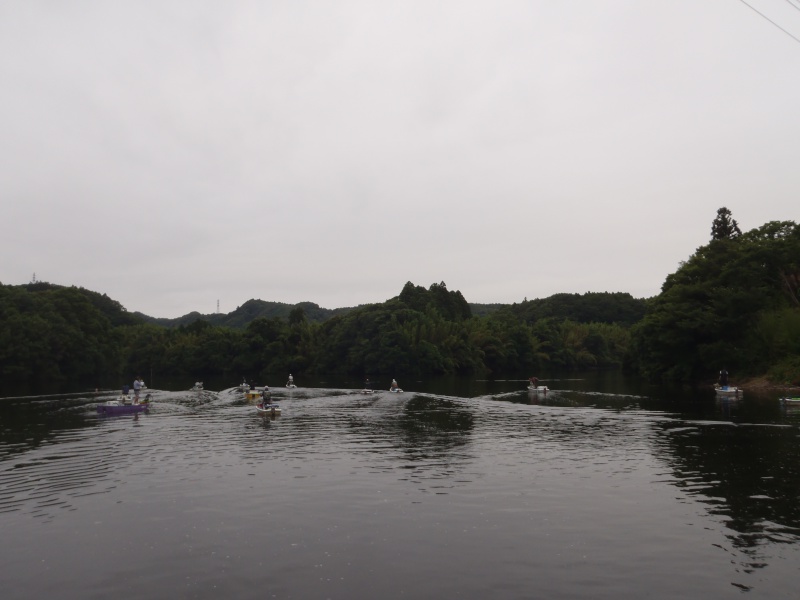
[2, 209, 798, 391]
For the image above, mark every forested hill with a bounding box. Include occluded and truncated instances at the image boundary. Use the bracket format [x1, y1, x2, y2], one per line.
[134, 299, 354, 329]
[3, 209, 796, 390]
[0, 279, 649, 388]
[630, 215, 800, 384]
[499, 292, 647, 326]
[135, 295, 641, 329]
[140, 299, 507, 326]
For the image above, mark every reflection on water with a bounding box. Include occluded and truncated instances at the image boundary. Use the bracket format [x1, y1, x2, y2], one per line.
[659, 421, 800, 547]
[1, 377, 799, 599]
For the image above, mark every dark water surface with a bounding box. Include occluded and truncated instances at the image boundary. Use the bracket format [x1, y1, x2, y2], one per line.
[1, 374, 799, 599]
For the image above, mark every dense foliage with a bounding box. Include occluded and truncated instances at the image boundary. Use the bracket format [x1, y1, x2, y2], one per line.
[0, 283, 137, 385]
[499, 292, 646, 326]
[0, 281, 639, 388]
[4, 210, 797, 391]
[631, 219, 800, 383]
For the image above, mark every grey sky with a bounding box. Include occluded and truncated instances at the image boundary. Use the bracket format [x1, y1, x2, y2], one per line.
[1, 1, 798, 318]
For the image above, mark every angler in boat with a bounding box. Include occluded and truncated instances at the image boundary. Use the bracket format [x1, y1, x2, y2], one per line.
[97, 393, 151, 415]
[361, 377, 374, 394]
[714, 367, 742, 396]
[527, 376, 548, 393]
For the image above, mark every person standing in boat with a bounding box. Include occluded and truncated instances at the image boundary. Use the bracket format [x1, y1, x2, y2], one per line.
[364, 377, 372, 390]
[719, 369, 729, 387]
[390, 379, 399, 391]
[260, 387, 270, 409]
[529, 376, 539, 388]
[133, 376, 143, 402]
[287, 374, 294, 387]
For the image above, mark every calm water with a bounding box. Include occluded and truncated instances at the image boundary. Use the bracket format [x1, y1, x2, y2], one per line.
[1, 373, 799, 599]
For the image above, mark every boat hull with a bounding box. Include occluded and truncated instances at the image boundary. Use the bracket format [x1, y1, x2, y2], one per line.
[527, 386, 549, 392]
[97, 402, 149, 415]
[714, 386, 742, 396]
[256, 404, 281, 415]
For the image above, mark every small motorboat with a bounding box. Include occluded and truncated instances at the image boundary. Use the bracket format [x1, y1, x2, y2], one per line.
[192, 382, 204, 391]
[527, 385, 549, 393]
[256, 402, 281, 416]
[360, 388, 374, 394]
[389, 388, 403, 393]
[245, 386, 270, 401]
[97, 395, 151, 415]
[714, 385, 742, 397]
[780, 397, 800, 404]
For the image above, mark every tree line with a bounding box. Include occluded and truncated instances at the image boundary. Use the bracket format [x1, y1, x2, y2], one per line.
[2, 208, 798, 390]
[0, 281, 642, 390]
[630, 209, 800, 385]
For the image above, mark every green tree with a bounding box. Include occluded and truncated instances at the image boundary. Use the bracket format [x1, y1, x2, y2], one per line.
[710, 206, 742, 240]
[633, 220, 800, 382]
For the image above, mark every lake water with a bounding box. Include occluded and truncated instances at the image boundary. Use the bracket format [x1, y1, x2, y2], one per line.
[1, 373, 799, 599]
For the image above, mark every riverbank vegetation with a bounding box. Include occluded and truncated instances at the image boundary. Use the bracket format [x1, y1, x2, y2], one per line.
[1, 209, 797, 390]
[0, 281, 643, 390]
[630, 211, 800, 386]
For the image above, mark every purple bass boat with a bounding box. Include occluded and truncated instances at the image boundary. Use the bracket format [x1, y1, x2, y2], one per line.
[97, 397, 151, 415]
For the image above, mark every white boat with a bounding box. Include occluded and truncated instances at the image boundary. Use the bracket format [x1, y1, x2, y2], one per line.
[192, 381, 204, 391]
[527, 385, 549, 393]
[360, 389, 374, 394]
[714, 385, 742, 396]
[256, 402, 281, 415]
[389, 388, 403, 393]
[780, 397, 800, 404]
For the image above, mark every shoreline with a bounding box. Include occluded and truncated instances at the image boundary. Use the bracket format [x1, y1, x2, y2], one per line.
[736, 376, 800, 394]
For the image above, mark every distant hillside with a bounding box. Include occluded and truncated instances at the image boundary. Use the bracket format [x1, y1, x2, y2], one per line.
[501, 292, 647, 326]
[134, 299, 354, 329]
[20, 282, 144, 326]
[469, 303, 507, 317]
[134, 293, 645, 330]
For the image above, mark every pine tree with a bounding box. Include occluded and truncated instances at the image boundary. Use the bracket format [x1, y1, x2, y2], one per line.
[711, 207, 742, 240]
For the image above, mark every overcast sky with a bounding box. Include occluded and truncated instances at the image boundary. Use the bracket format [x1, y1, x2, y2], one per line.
[1, 1, 798, 318]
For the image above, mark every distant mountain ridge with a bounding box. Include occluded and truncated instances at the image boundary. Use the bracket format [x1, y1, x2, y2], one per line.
[11, 282, 636, 330]
[133, 299, 356, 329]
[134, 297, 508, 329]
[2, 281, 649, 388]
